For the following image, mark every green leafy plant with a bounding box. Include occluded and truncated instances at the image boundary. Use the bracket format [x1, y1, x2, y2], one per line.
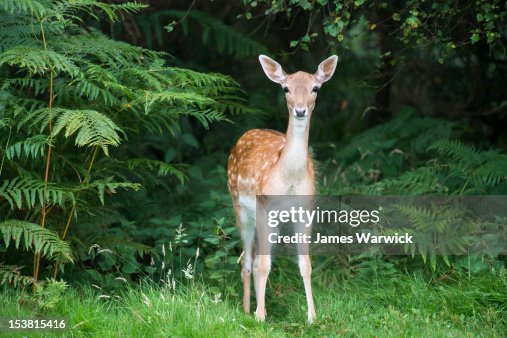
[0, 220, 73, 287]
[0, 0, 247, 288]
[34, 278, 68, 310]
[131, 9, 268, 57]
[319, 110, 507, 273]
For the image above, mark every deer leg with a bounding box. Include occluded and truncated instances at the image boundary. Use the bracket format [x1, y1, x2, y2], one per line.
[253, 199, 273, 321]
[298, 254, 316, 323]
[253, 254, 270, 321]
[295, 196, 316, 324]
[241, 224, 254, 314]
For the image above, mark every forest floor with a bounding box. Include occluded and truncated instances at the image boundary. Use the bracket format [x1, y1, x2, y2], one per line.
[1, 270, 506, 337]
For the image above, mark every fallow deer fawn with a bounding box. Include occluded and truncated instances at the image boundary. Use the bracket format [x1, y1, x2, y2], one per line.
[227, 55, 338, 323]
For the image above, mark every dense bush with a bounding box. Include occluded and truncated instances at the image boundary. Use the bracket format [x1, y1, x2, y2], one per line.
[0, 0, 248, 288]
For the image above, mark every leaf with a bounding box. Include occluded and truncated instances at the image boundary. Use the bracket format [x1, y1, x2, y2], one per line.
[5, 134, 49, 159]
[52, 109, 123, 155]
[0, 178, 75, 209]
[126, 159, 186, 184]
[182, 133, 199, 148]
[0, 220, 73, 263]
[471, 33, 480, 44]
[0, 47, 80, 77]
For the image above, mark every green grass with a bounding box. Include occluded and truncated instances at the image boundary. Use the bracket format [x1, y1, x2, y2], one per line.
[1, 269, 506, 337]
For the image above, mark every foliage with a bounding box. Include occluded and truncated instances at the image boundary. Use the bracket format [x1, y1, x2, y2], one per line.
[0, 0, 248, 287]
[0, 219, 73, 287]
[70, 161, 240, 292]
[34, 278, 68, 310]
[321, 110, 507, 195]
[244, 0, 506, 52]
[0, 265, 35, 288]
[318, 110, 507, 271]
[130, 9, 268, 58]
[240, 0, 507, 139]
[0, 220, 73, 263]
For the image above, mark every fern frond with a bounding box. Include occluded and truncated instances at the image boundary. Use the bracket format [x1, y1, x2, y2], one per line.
[429, 139, 481, 166]
[396, 204, 464, 233]
[168, 68, 238, 90]
[52, 108, 123, 155]
[393, 203, 473, 260]
[162, 10, 268, 57]
[0, 117, 12, 129]
[126, 159, 186, 184]
[186, 109, 229, 129]
[362, 166, 446, 195]
[6, 78, 51, 96]
[123, 66, 167, 91]
[0, 47, 80, 77]
[0, 264, 35, 287]
[57, 0, 146, 22]
[470, 151, 507, 187]
[0, 0, 50, 16]
[53, 30, 163, 68]
[0, 220, 73, 263]
[143, 91, 215, 114]
[5, 134, 49, 159]
[86, 177, 141, 205]
[0, 177, 75, 209]
[16, 106, 52, 132]
[66, 64, 122, 105]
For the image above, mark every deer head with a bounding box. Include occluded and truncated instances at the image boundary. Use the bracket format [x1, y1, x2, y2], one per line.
[258, 55, 338, 123]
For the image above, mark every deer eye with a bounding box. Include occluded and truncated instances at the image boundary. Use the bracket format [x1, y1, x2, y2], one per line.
[312, 86, 319, 93]
[283, 86, 290, 94]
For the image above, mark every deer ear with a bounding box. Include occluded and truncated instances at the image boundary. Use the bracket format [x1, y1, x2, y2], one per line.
[315, 55, 338, 83]
[259, 55, 286, 84]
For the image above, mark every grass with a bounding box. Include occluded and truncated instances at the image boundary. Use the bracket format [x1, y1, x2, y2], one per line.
[0, 267, 506, 337]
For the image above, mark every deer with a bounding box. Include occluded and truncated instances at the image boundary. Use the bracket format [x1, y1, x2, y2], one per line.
[227, 54, 338, 323]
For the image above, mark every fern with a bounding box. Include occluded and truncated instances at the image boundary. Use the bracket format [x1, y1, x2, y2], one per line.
[472, 154, 507, 186]
[58, 1, 146, 22]
[360, 166, 447, 195]
[53, 30, 163, 68]
[0, 177, 75, 209]
[429, 139, 507, 192]
[0, 47, 80, 77]
[0, 0, 249, 287]
[5, 134, 49, 160]
[429, 139, 482, 166]
[52, 109, 123, 155]
[168, 68, 239, 90]
[0, 265, 35, 287]
[1, 0, 50, 16]
[0, 117, 12, 129]
[143, 91, 215, 114]
[0, 220, 73, 263]
[126, 159, 186, 184]
[86, 177, 141, 205]
[392, 203, 478, 269]
[132, 10, 268, 57]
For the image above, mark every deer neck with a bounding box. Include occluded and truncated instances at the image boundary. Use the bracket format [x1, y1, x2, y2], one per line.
[277, 115, 311, 176]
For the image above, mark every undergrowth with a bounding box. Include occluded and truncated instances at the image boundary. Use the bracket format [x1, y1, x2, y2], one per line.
[1, 269, 506, 337]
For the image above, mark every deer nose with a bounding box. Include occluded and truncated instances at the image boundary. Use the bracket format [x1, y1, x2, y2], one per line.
[295, 108, 307, 117]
